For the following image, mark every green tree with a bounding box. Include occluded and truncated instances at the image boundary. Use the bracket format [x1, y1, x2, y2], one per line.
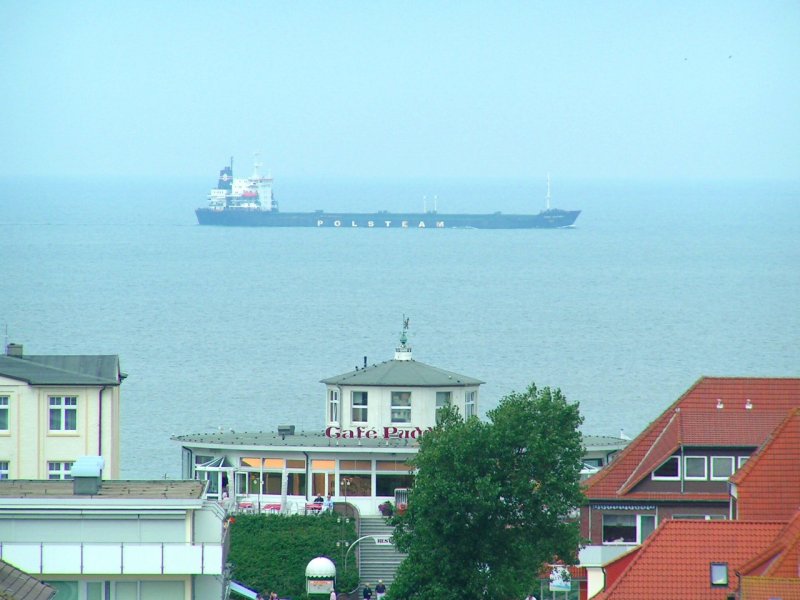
[389, 383, 584, 600]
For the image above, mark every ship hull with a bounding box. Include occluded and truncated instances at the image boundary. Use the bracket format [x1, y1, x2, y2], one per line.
[195, 208, 580, 229]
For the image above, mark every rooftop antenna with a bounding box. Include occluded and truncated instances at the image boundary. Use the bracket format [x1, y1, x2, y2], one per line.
[546, 173, 552, 210]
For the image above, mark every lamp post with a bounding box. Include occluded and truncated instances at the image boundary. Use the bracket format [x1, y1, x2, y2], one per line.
[338, 477, 352, 580]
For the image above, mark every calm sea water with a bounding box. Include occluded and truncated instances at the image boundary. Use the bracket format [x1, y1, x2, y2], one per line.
[1, 176, 798, 478]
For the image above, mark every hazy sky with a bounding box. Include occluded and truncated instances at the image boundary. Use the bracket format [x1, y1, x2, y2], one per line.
[1, 1, 798, 180]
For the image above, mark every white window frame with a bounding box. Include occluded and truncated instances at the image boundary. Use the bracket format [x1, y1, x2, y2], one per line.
[710, 456, 735, 480]
[0, 396, 8, 431]
[351, 391, 368, 423]
[684, 455, 708, 480]
[48, 461, 74, 480]
[738, 455, 749, 468]
[465, 390, 477, 418]
[435, 391, 451, 424]
[651, 456, 681, 480]
[602, 513, 656, 545]
[328, 389, 339, 423]
[0, 461, 8, 480]
[49, 396, 78, 431]
[391, 391, 412, 423]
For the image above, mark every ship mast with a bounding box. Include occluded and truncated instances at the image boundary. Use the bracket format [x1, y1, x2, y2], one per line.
[546, 173, 552, 210]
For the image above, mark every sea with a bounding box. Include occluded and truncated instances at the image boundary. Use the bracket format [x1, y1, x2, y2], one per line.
[1, 176, 798, 479]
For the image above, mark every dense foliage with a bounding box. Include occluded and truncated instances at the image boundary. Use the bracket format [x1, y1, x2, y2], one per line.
[228, 512, 359, 599]
[390, 383, 585, 600]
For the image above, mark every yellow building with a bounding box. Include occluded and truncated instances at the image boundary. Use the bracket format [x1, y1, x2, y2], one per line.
[0, 342, 125, 479]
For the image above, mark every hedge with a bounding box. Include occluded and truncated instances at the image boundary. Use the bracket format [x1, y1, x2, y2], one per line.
[229, 513, 359, 599]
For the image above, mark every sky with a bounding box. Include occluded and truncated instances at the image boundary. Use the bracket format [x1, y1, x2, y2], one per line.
[1, 1, 798, 181]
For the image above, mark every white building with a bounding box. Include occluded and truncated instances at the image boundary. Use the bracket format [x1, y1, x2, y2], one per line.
[175, 331, 483, 516]
[174, 329, 629, 517]
[0, 460, 226, 600]
[0, 343, 125, 479]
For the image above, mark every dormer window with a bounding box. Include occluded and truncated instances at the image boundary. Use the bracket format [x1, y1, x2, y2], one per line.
[711, 456, 735, 480]
[652, 456, 680, 480]
[684, 456, 707, 480]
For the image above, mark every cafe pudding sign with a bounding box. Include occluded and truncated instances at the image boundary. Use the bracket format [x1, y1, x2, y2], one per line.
[325, 425, 433, 439]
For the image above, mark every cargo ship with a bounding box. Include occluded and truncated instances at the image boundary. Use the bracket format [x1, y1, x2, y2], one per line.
[195, 159, 580, 229]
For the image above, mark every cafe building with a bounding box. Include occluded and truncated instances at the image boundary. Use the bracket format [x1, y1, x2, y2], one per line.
[173, 329, 484, 516]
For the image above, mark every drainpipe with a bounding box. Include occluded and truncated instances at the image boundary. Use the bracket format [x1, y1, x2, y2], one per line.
[98, 386, 108, 459]
[680, 445, 685, 494]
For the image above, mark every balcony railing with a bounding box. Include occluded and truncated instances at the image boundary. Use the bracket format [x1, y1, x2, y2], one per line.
[0, 542, 223, 576]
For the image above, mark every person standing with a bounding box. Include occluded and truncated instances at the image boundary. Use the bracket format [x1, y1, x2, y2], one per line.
[362, 582, 373, 600]
[329, 588, 337, 600]
[375, 580, 386, 600]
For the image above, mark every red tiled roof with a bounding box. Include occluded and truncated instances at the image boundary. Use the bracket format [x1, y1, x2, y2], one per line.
[584, 377, 800, 500]
[732, 409, 800, 522]
[739, 509, 800, 578]
[739, 576, 800, 600]
[594, 519, 785, 600]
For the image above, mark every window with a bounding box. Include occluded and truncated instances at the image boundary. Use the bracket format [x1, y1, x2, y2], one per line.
[711, 456, 735, 480]
[738, 455, 749, 468]
[328, 389, 339, 423]
[684, 456, 708, 480]
[49, 396, 77, 431]
[48, 461, 74, 480]
[465, 390, 477, 418]
[0, 396, 8, 431]
[0, 461, 8, 479]
[602, 514, 656, 544]
[339, 474, 371, 497]
[435, 391, 451, 424]
[652, 456, 680, 480]
[391, 391, 411, 423]
[352, 391, 368, 422]
[710, 563, 728, 586]
[376, 460, 414, 496]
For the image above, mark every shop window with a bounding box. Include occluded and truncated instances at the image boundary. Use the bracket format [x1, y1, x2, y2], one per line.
[340, 460, 371, 470]
[652, 456, 680, 480]
[376, 473, 415, 496]
[376, 460, 412, 472]
[340, 474, 371, 497]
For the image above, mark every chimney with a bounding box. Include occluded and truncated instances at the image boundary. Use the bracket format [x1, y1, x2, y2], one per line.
[6, 343, 22, 357]
[71, 456, 105, 495]
[277, 425, 295, 439]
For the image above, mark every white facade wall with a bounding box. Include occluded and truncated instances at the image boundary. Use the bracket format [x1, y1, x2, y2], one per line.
[0, 501, 225, 600]
[0, 376, 121, 479]
[326, 383, 480, 432]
